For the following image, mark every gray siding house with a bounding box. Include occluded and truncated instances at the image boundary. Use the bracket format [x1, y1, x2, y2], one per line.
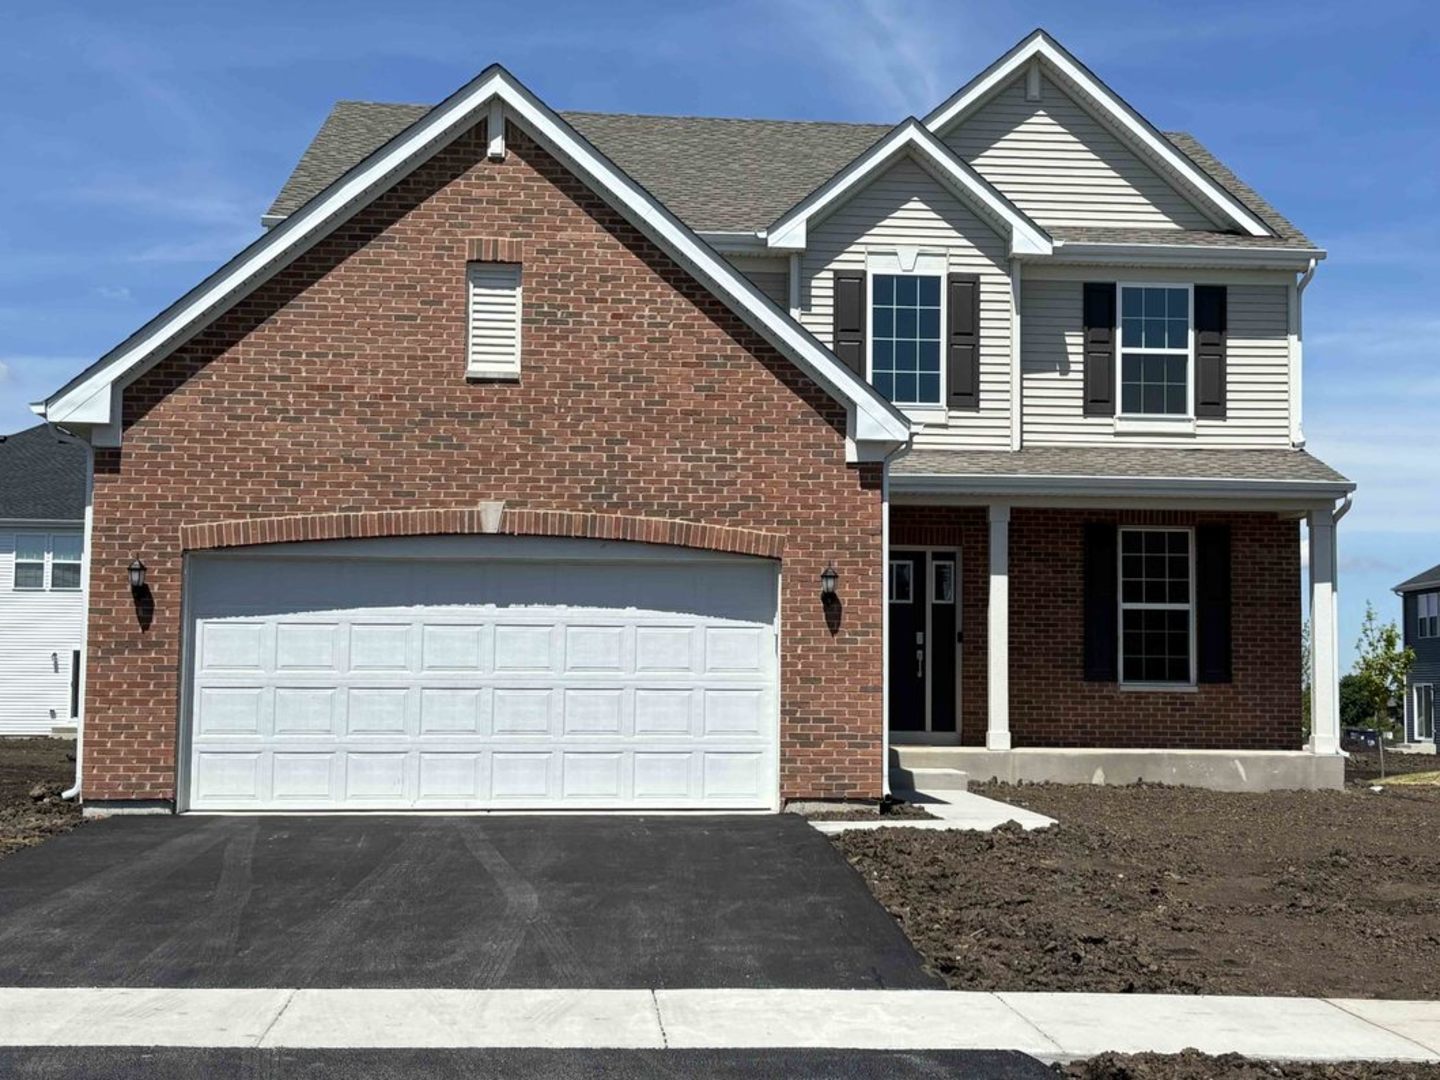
[1395, 563, 1440, 748]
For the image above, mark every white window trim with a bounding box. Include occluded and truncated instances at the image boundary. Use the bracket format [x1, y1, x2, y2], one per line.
[1417, 591, 1439, 640]
[1415, 683, 1435, 741]
[889, 559, 915, 603]
[1117, 525, 1197, 688]
[1115, 282, 1194, 421]
[12, 530, 83, 592]
[866, 251, 948, 417]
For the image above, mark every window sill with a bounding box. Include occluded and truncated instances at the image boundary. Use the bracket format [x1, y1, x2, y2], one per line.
[1114, 415, 1196, 437]
[465, 365, 521, 383]
[1119, 682, 1199, 693]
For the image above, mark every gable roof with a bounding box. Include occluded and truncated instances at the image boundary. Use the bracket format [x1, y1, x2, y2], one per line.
[923, 29, 1271, 238]
[36, 67, 909, 453]
[0, 425, 87, 521]
[764, 118, 1052, 255]
[265, 104, 1315, 251]
[1395, 563, 1440, 594]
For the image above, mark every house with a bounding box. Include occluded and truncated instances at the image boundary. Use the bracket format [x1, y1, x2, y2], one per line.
[0, 425, 88, 738]
[1394, 563, 1440, 749]
[33, 30, 1354, 814]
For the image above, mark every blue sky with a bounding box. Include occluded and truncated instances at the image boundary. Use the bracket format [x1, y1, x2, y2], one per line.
[1, 1, 1435, 663]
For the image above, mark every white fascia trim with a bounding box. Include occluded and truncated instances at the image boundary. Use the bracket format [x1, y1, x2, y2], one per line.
[765, 120, 1052, 258]
[1037, 242, 1327, 270]
[698, 231, 771, 255]
[923, 30, 1272, 238]
[888, 472, 1357, 500]
[35, 67, 910, 454]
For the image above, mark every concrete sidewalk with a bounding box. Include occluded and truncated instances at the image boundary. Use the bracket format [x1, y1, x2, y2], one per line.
[0, 988, 1436, 1063]
[807, 791, 1056, 834]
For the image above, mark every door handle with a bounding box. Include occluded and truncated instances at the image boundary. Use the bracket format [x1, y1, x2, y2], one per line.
[915, 649, 924, 678]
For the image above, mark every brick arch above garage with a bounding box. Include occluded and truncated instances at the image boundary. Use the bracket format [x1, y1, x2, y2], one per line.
[179, 507, 786, 560]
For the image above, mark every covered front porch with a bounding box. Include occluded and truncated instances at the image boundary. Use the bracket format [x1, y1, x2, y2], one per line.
[883, 447, 1355, 791]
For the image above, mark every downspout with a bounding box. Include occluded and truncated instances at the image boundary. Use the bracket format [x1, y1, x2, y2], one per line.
[1291, 257, 1318, 447]
[879, 439, 908, 799]
[46, 423, 94, 802]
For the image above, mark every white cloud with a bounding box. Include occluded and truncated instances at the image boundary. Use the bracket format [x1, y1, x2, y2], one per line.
[0, 360, 8, 384]
[95, 285, 132, 301]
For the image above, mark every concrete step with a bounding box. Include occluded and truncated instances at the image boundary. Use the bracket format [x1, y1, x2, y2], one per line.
[890, 746, 976, 770]
[889, 766, 968, 793]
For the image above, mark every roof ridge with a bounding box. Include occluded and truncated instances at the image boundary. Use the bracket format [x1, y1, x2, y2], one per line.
[560, 108, 890, 128]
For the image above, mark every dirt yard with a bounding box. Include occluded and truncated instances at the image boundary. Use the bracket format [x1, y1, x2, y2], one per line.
[1056, 1052, 1440, 1079]
[836, 781, 1440, 998]
[1347, 750, 1440, 786]
[0, 738, 81, 861]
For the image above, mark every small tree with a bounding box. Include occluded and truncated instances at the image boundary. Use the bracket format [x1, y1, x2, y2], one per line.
[1350, 602, 1415, 777]
[1339, 674, 1371, 729]
[1301, 617, 1312, 739]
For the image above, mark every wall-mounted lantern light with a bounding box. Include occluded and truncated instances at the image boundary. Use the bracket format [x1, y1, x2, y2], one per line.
[128, 559, 147, 591]
[819, 562, 839, 598]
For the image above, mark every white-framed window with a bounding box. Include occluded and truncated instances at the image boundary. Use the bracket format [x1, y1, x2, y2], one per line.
[888, 560, 914, 603]
[1118, 526, 1194, 685]
[466, 262, 522, 379]
[12, 531, 83, 592]
[1417, 592, 1439, 639]
[1118, 284, 1191, 417]
[867, 251, 947, 409]
[1415, 684, 1435, 741]
[932, 559, 955, 605]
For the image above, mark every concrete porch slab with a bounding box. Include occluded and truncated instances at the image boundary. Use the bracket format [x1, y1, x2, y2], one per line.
[891, 747, 1345, 792]
[807, 790, 1054, 835]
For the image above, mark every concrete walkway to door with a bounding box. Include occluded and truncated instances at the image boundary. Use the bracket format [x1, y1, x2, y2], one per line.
[0, 814, 937, 990]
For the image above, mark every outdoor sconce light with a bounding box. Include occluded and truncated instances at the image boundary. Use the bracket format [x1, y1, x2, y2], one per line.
[128, 559, 147, 592]
[819, 562, 839, 598]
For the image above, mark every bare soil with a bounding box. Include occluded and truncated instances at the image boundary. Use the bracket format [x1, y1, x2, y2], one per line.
[1056, 1051, 1440, 1079]
[801, 801, 937, 821]
[0, 738, 82, 861]
[1347, 750, 1440, 786]
[835, 782, 1440, 997]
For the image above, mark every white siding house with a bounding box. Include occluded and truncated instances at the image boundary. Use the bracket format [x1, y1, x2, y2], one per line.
[0, 426, 88, 736]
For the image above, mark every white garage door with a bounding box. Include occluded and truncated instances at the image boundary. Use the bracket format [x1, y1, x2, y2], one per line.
[183, 536, 779, 811]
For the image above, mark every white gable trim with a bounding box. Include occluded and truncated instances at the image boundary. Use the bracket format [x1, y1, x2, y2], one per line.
[36, 67, 909, 455]
[924, 30, 1272, 239]
[766, 120, 1052, 257]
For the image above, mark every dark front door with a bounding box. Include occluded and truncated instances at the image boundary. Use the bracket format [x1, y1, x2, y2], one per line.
[888, 548, 960, 735]
[888, 551, 926, 731]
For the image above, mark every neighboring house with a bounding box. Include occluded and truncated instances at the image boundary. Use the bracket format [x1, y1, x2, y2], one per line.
[1394, 563, 1440, 749]
[0, 425, 87, 737]
[34, 30, 1354, 814]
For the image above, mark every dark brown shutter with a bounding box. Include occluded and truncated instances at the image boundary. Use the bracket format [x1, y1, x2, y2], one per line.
[833, 271, 866, 376]
[1196, 524, 1233, 683]
[1195, 285, 1227, 418]
[947, 273, 980, 409]
[1082, 282, 1116, 416]
[1083, 522, 1119, 682]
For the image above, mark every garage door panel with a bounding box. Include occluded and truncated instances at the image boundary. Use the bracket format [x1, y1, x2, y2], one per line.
[187, 543, 777, 811]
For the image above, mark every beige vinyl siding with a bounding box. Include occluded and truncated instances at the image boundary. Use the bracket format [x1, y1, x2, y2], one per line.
[0, 526, 86, 735]
[1020, 276, 1293, 447]
[799, 156, 1012, 449]
[945, 72, 1216, 231]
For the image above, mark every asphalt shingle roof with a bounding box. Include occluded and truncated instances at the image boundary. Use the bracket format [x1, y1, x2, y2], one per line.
[264, 102, 1314, 248]
[0, 424, 87, 521]
[891, 446, 1349, 485]
[1394, 563, 1440, 594]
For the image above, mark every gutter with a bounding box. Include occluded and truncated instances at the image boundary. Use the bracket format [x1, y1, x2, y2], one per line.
[1032, 242, 1328, 271]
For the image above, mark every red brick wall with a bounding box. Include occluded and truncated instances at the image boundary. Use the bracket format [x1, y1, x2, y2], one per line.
[84, 120, 884, 803]
[890, 505, 1302, 750]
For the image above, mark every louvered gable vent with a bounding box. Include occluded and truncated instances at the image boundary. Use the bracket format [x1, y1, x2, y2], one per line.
[467, 262, 522, 378]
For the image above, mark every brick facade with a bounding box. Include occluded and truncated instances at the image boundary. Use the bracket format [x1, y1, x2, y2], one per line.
[84, 119, 884, 804]
[890, 505, 1303, 749]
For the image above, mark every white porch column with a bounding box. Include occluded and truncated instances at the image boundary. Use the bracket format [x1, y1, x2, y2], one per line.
[987, 504, 1011, 750]
[1308, 506, 1341, 755]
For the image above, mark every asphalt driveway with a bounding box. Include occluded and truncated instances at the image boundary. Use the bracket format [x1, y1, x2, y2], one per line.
[0, 814, 936, 990]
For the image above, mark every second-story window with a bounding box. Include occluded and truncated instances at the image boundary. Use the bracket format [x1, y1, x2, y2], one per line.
[1419, 592, 1440, 639]
[1119, 285, 1190, 416]
[871, 274, 942, 407]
